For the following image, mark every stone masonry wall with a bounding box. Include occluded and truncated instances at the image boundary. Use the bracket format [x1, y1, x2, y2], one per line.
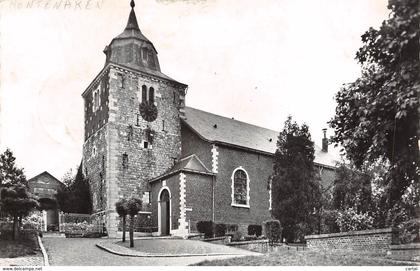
[82, 125, 108, 213]
[305, 228, 399, 255]
[107, 65, 183, 202]
[83, 69, 110, 140]
[83, 63, 185, 236]
[104, 65, 184, 235]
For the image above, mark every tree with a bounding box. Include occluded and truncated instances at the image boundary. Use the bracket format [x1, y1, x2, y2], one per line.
[271, 116, 322, 242]
[56, 163, 92, 214]
[126, 197, 142, 248]
[0, 149, 27, 188]
[329, 0, 419, 214]
[115, 198, 128, 243]
[0, 185, 38, 240]
[333, 162, 373, 213]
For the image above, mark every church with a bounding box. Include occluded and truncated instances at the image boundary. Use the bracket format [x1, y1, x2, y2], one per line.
[81, 1, 337, 238]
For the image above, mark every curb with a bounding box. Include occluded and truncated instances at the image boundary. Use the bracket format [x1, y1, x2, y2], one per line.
[37, 236, 50, 266]
[96, 242, 253, 258]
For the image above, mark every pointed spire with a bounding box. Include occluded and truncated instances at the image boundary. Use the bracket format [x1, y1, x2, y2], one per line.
[125, 0, 140, 31]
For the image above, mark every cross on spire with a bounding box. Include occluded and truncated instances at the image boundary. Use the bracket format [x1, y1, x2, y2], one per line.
[130, 0, 135, 8]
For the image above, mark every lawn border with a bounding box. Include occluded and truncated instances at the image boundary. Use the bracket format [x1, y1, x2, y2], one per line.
[37, 235, 49, 266]
[96, 240, 259, 258]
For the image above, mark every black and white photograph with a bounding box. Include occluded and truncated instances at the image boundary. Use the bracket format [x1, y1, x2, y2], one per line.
[0, 0, 418, 267]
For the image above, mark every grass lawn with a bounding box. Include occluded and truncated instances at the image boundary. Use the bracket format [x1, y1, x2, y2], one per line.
[193, 250, 416, 266]
[0, 239, 40, 258]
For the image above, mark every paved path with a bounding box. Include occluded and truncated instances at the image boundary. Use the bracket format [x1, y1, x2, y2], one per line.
[42, 237, 249, 266]
[0, 255, 43, 266]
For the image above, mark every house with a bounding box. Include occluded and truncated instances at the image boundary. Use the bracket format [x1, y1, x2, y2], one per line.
[28, 171, 65, 231]
[81, 0, 338, 238]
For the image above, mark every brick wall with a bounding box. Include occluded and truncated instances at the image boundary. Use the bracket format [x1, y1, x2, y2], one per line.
[150, 174, 181, 233]
[185, 173, 213, 232]
[305, 228, 399, 255]
[317, 166, 336, 192]
[181, 123, 212, 169]
[214, 145, 272, 230]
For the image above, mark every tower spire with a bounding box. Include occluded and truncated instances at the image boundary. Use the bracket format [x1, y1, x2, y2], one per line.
[125, 0, 140, 31]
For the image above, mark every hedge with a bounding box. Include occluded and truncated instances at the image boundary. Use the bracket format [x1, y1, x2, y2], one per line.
[248, 224, 262, 236]
[263, 219, 282, 245]
[215, 223, 227, 237]
[196, 221, 214, 238]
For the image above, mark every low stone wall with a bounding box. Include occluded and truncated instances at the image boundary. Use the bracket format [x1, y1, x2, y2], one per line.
[227, 239, 270, 253]
[305, 228, 399, 255]
[387, 243, 420, 262]
[202, 236, 231, 245]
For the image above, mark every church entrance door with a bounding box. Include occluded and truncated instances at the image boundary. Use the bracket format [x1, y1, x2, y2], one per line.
[160, 189, 170, 236]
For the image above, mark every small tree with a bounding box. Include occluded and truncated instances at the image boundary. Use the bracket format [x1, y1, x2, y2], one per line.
[127, 197, 142, 248]
[0, 185, 38, 240]
[271, 116, 322, 242]
[333, 162, 373, 213]
[0, 149, 27, 188]
[115, 198, 128, 243]
[56, 163, 92, 214]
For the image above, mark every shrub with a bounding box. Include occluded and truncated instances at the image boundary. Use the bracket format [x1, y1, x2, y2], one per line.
[226, 224, 238, 233]
[215, 223, 227, 237]
[63, 221, 105, 238]
[398, 219, 420, 244]
[196, 221, 214, 238]
[231, 230, 243, 242]
[335, 207, 374, 232]
[263, 219, 282, 245]
[248, 224, 262, 236]
[22, 212, 43, 231]
[294, 222, 310, 243]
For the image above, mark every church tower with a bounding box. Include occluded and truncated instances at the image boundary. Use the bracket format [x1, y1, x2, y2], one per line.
[81, 0, 187, 237]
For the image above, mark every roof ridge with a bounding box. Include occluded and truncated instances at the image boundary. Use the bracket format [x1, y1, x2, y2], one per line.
[184, 106, 279, 134]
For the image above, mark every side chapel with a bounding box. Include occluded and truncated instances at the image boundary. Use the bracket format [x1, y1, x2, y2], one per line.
[81, 1, 337, 237]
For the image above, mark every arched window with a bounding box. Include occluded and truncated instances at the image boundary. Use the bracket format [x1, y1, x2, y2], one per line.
[142, 85, 147, 103]
[231, 167, 250, 207]
[149, 87, 155, 104]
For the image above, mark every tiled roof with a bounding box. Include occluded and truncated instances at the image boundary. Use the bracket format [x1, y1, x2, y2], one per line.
[183, 107, 338, 168]
[169, 154, 212, 175]
[149, 154, 213, 183]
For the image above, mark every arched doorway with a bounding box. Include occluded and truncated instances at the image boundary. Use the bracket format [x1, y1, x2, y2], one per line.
[39, 198, 59, 231]
[159, 189, 170, 236]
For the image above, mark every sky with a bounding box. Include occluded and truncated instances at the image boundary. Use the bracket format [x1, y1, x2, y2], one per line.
[0, 0, 389, 180]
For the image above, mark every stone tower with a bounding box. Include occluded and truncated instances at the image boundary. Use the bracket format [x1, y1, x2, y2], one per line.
[81, 0, 187, 237]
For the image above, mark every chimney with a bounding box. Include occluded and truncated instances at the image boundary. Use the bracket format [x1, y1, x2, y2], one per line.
[322, 128, 328, 152]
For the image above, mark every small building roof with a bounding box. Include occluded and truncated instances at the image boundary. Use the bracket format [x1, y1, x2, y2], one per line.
[183, 107, 338, 168]
[28, 171, 64, 186]
[149, 154, 214, 183]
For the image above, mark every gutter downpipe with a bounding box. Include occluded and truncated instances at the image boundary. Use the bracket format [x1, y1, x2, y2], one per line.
[212, 175, 215, 222]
